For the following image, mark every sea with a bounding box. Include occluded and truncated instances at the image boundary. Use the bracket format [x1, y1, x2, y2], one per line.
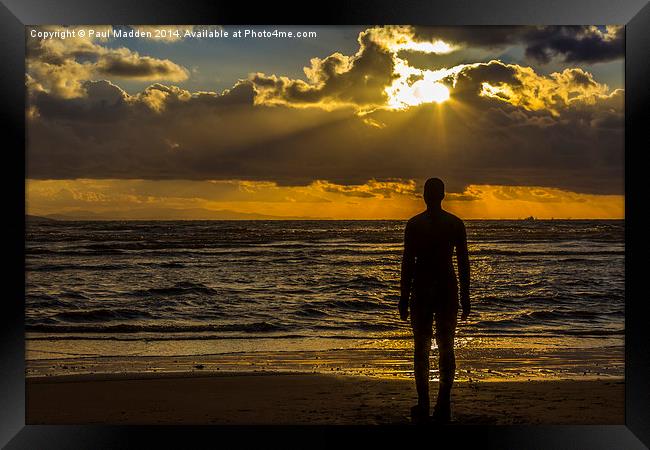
[25, 219, 625, 380]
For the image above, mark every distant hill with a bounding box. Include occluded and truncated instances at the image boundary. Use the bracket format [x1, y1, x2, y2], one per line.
[44, 211, 106, 221]
[41, 208, 324, 221]
[26, 214, 58, 223]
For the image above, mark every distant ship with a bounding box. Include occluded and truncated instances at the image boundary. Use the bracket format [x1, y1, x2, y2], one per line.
[523, 216, 536, 221]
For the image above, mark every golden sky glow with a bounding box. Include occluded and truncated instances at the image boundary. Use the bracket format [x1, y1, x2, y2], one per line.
[27, 179, 624, 220]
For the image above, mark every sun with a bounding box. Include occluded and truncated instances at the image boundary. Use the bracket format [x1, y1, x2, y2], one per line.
[386, 76, 451, 109]
[413, 80, 450, 104]
[383, 56, 458, 109]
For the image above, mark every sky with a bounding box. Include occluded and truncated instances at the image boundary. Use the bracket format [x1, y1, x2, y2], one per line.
[25, 25, 624, 219]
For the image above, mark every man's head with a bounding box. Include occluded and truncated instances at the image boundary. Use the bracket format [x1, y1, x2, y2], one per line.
[423, 177, 445, 206]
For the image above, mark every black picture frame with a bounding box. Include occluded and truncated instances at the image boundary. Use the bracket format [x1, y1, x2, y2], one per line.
[2, 0, 648, 447]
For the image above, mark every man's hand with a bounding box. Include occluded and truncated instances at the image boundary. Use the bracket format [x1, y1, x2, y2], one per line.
[460, 291, 470, 321]
[398, 299, 409, 321]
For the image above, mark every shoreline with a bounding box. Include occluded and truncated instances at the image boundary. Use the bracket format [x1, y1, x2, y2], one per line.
[27, 372, 624, 425]
[26, 341, 625, 382]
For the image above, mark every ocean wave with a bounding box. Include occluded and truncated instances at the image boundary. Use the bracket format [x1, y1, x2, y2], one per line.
[292, 306, 330, 318]
[25, 333, 407, 341]
[51, 308, 155, 323]
[27, 248, 127, 256]
[26, 321, 290, 334]
[26, 294, 72, 308]
[128, 281, 218, 297]
[349, 321, 398, 331]
[478, 293, 623, 304]
[58, 291, 91, 300]
[471, 249, 624, 256]
[27, 245, 403, 258]
[461, 329, 624, 337]
[557, 328, 624, 336]
[27, 263, 126, 272]
[317, 298, 393, 311]
[474, 308, 620, 329]
[138, 262, 186, 269]
[319, 275, 389, 293]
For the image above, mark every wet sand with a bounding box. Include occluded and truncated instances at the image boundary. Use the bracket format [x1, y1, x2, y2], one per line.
[27, 373, 624, 425]
[25, 342, 625, 381]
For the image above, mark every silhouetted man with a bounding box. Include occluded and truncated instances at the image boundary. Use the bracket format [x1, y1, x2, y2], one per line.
[399, 177, 470, 423]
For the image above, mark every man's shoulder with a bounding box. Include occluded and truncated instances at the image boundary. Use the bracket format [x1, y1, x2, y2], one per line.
[408, 210, 465, 226]
[407, 211, 429, 226]
[442, 210, 465, 225]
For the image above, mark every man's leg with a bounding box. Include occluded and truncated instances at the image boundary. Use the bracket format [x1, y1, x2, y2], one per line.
[410, 296, 434, 418]
[433, 301, 458, 419]
[413, 332, 432, 410]
[434, 329, 455, 412]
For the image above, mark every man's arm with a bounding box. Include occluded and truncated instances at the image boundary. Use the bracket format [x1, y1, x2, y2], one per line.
[456, 220, 471, 319]
[399, 221, 415, 321]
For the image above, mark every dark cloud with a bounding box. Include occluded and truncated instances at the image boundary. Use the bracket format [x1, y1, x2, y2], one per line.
[27, 63, 623, 195]
[523, 26, 624, 64]
[413, 26, 526, 48]
[412, 26, 624, 64]
[96, 53, 189, 80]
[29, 80, 129, 121]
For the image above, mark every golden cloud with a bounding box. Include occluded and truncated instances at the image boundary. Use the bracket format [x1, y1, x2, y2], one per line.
[27, 25, 189, 98]
[472, 62, 612, 115]
[248, 27, 621, 118]
[250, 26, 461, 111]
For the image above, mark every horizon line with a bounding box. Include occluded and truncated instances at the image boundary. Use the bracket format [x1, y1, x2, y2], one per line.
[27, 215, 625, 222]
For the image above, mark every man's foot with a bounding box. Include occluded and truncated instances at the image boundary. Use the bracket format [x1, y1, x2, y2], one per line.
[410, 404, 430, 424]
[430, 404, 452, 423]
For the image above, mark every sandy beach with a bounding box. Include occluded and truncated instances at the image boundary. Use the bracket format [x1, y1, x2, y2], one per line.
[26, 373, 624, 425]
[25, 338, 625, 425]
